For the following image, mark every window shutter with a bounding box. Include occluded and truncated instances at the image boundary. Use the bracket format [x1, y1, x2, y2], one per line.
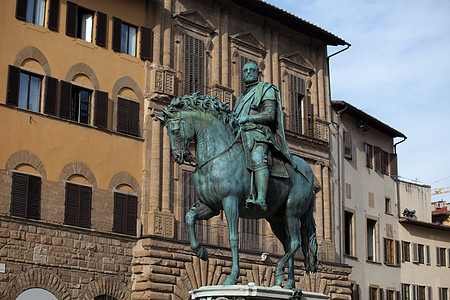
[140, 27, 153, 61]
[65, 1, 77, 37]
[412, 243, 419, 263]
[112, 17, 122, 52]
[94, 90, 108, 129]
[395, 240, 400, 265]
[113, 192, 126, 233]
[15, 0, 28, 21]
[374, 146, 381, 172]
[65, 183, 78, 226]
[428, 286, 432, 300]
[6, 65, 21, 106]
[412, 285, 417, 300]
[44, 76, 59, 115]
[436, 247, 441, 266]
[129, 100, 140, 136]
[127, 194, 138, 235]
[426, 245, 431, 265]
[343, 130, 352, 159]
[184, 35, 193, 94]
[48, 0, 60, 31]
[306, 94, 313, 137]
[96, 11, 107, 47]
[195, 37, 204, 94]
[389, 153, 398, 178]
[27, 175, 41, 220]
[59, 80, 72, 119]
[384, 238, 388, 264]
[401, 241, 406, 262]
[117, 97, 129, 133]
[183, 35, 205, 94]
[11, 173, 28, 217]
[79, 186, 92, 228]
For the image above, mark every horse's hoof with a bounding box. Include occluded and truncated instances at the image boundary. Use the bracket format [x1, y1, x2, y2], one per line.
[283, 280, 295, 289]
[223, 276, 238, 285]
[195, 246, 209, 261]
[274, 272, 285, 286]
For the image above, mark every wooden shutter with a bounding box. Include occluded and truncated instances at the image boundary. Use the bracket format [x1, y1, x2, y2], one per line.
[395, 240, 400, 265]
[127, 194, 138, 235]
[44, 76, 59, 115]
[15, 0, 28, 21]
[374, 146, 381, 172]
[129, 100, 140, 136]
[412, 243, 419, 263]
[306, 94, 313, 137]
[27, 174, 41, 220]
[65, 1, 77, 37]
[11, 173, 28, 217]
[79, 186, 92, 228]
[427, 287, 432, 300]
[94, 90, 108, 129]
[59, 80, 72, 119]
[343, 131, 352, 159]
[384, 238, 388, 264]
[117, 97, 129, 133]
[65, 183, 78, 226]
[113, 192, 126, 233]
[112, 17, 122, 52]
[96, 11, 107, 47]
[389, 153, 398, 178]
[140, 27, 153, 61]
[48, 0, 60, 31]
[426, 245, 431, 265]
[6, 65, 21, 106]
[184, 35, 204, 94]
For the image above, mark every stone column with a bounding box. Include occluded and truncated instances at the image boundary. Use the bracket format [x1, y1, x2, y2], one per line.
[220, 7, 229, 87]
[314, 162, 323, 240]
[149, 119, 161, 211]
[316, 49, 325, 119]
[271, 27, 279, 89]
[263, 24, 272, 83]
[322, 164, 331, 241]
[152, 0, 162, 65]
[162, 0, 172, 67]
[161, 132, 171, 213]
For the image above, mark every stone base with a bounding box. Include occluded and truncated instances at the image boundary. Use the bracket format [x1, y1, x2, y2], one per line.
[190, 284, 330, 300]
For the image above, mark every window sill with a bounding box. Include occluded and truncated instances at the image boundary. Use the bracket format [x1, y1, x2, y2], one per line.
[384, 263, 400, 268]
[75, 38, 97, 49]
[24, 22, 49, 33]
[366, 259, 382, 265]
[119, 53, 142, 64]
[344, 254, 358, 261]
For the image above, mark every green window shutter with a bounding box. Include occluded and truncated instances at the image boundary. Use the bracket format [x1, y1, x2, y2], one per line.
[65, 1, 77, 37]
[79, 186, 92, 228]
[6, 65, 21, 106]
[15, 0, 28, 21]
[140, 27, 153, 61]
[112, 17, 122, 52]
[11, 173, 28, 217]
[94, 90, 109, 129]
[127, 195, 138, 235]
[27, 175, 41, 220]
[65, 183, 79, 226]
[48, 0, 60, 31]
[59, 81, 72, 119]
[44, 76, 59, 115]
[95, 11, 107, 47]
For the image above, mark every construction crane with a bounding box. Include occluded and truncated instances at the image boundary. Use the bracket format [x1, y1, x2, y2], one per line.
[432, 186, 450, 196]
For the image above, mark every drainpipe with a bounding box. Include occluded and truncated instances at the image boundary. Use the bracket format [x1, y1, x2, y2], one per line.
[394, 137, 407, 217]
[327, 43, 350, 263]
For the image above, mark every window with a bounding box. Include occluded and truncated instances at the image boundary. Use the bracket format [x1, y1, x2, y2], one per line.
[381, 151, 389, 175]
[18, 71, 42, 112]
[344, 210, 354, 256]
[437, 247, 447, 267]
[240, 218, 259, 251]
[417, 286, 426, 300]
[117, 97, 140, 136]
[59, 82, 108, 128]
[384, 238, 395, 265]
[64, 182, 92, 228]
[113, 192, 137, 236]
[387, 290, 395, 300]
[343, 130, 352, 159]
[369, 286, 379, 300]
[112, 17, 153, 59]
[367, 218, 378, 261]
[16, 0, 46, 26]
[402, 284, 410, 300]
[412, 243, 425, 264]
[11, 172, 41, 220]
[439, 288, 448, 300]
[385, 197, 392, 214]
[365, 143, 373, 168]
[184, 34, 205, 94]
[66, 2, 94, 42]
[121, 23, 137, 55]
[402, 241, 411, 262]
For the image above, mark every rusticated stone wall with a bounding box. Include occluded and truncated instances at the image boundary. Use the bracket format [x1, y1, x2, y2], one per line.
[132, 237, 352, 300]
[0, 216, 136, 300]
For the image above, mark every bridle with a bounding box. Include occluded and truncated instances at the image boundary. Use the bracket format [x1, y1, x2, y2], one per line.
[167, 112, 242, 170]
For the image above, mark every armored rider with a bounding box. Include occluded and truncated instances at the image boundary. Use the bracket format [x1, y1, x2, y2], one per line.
[233, 62, 293, 211]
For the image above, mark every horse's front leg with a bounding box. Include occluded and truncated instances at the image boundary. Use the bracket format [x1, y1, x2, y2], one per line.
[222, 196, 240, 285]
[186, 202, 219, 261]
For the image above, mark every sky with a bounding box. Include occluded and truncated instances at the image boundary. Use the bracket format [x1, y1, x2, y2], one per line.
[264, 0, 450, 204]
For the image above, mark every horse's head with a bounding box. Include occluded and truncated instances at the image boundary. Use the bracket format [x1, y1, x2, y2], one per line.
[159, 107, 196, 165]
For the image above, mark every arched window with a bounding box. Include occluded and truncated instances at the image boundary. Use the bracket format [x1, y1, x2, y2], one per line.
[16, 288, 58, 300]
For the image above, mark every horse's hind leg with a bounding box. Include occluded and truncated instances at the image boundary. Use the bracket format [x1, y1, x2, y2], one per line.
[222, 196, 240, 285]
[267, 216, 296, 289]
[273, 213, 301, 287]
[186, 202, 219, 261]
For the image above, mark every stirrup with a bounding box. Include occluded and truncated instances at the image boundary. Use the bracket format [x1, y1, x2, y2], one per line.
[246, 198, 257, 208]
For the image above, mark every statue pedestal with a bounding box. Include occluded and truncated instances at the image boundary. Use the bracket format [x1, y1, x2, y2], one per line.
[190, 284, 330, 300]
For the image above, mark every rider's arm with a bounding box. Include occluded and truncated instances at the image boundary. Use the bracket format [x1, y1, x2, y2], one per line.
[245, 99, 276, 125]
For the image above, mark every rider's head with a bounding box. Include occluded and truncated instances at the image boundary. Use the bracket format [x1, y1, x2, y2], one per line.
[242, 62, 259, 85]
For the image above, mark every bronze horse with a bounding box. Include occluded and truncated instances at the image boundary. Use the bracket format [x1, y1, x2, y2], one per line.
[159, 94, 319, 288]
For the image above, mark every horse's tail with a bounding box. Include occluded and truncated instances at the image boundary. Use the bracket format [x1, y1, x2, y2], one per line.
[300, 190, 319, 273]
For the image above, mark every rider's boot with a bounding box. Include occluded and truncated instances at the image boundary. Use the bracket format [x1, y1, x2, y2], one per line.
[253, 168, 268, 211]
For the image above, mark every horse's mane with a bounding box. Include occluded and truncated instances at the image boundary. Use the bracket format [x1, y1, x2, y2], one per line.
[165, 92, 233, 124]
